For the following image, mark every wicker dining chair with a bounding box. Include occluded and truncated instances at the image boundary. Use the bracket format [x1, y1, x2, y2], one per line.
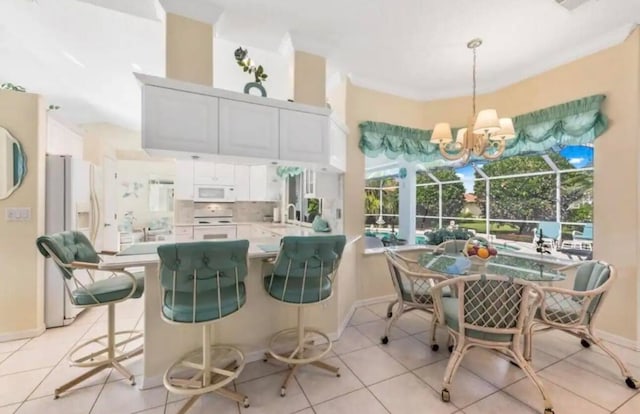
[382, 250, 449, 350]
[525, 260, 638, 389]
[432, 274, 555, 414]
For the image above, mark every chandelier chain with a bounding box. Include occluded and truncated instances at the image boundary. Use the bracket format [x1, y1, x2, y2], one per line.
[472, 45, 477, 116]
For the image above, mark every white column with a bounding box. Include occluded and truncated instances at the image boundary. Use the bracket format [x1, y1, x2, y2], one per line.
[398, 164, 416, 244]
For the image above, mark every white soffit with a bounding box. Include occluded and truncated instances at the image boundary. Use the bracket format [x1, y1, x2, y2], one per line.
[76, 0, 162, 21]
[158, 0, 224, 24]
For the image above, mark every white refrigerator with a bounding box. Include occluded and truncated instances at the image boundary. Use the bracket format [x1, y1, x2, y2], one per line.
[45, 154, 102, 328]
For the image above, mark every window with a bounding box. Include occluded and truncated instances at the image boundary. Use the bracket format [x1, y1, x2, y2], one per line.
[286, 174, 321, 224]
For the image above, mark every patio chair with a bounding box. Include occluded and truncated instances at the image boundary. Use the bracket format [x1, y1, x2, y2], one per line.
[532, 221, 561, 249]
[382, 250, 449, 350]
[572, 223, 593, 241]
[431, 274, 555, 414]
[525, 261, 639, 389]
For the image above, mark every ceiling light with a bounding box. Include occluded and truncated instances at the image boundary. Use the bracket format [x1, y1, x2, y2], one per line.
[62, 51, 85, 69]
[431, 38, 515, 164]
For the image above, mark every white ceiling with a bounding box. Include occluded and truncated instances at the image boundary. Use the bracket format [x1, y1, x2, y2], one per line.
[0, 0, 638, 130]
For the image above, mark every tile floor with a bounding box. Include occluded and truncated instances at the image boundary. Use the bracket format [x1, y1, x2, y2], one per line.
[0, 300, 639, 413]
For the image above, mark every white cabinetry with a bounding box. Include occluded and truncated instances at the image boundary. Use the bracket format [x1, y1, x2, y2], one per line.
[234, 165, 251, 201]
[174, 159, 194, 200]
[250, 166, 280, 201]
[303, 170, 340, 199]
[193, 161, 235, 186]
[280, 110, 328, 164]
[174, 226, 194, 242]
[219, 99, 279, 159]
[142, 85, 218, 155]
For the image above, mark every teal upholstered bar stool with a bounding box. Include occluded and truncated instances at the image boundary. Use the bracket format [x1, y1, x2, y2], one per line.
[36, 231, 144, 398]
[263, 235, 346, 397]
[157, 240, 251, 412]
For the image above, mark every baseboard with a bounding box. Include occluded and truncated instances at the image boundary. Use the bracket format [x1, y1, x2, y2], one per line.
[354, 294, 396, 308]
[596, 329, 640, 351]
[0, 324, 46, 343]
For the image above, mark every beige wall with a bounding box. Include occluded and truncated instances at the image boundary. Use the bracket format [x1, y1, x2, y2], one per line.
[0, 90, 46, 339]
[166, 13, 213, 86]
[347, 31, 640, 342]
[293, 51, 326, 107]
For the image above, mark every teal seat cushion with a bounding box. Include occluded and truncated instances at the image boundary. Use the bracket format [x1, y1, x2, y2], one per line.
[163, 283, 246, 323]
[72, 272, 144, 306]
[442, 297, 513, 342]
[264, 275, 332, 304]
[401, 285, 452, 303]
[536, 296, 586, 324]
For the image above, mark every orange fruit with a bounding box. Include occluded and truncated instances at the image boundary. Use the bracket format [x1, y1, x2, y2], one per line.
[477, 247, 490, 259]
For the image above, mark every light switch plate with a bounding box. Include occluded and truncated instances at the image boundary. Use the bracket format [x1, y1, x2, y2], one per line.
[5, 207, 31, 222]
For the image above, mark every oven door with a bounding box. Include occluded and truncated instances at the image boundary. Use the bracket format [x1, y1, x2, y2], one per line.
[194, 186, 235, 202]
[193, 225, 237, 241]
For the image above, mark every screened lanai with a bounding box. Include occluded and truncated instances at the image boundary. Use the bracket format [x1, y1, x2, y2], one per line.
[361, 95, 603, 259]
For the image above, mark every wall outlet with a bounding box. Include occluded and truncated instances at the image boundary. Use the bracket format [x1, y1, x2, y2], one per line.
[5, 207, 31, 222]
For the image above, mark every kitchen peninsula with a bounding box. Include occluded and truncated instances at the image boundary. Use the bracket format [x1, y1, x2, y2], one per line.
[100, 222, 356, 389]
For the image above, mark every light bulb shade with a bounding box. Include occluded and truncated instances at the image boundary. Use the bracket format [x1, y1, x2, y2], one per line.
[490, 118, 516, 141]
[473, 109, 501, 134]
[455, 128, 467, 144]
[431, 123, 453, 143]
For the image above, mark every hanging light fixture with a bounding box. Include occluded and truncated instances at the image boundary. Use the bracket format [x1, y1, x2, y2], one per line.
[431, 38, 516, 164]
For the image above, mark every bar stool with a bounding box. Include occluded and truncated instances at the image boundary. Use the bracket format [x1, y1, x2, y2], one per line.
[263, 235, 346, 397]
[157, 240, 251, 412]
[36, 231, 144, 398]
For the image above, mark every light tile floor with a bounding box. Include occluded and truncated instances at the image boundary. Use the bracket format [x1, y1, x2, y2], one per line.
[0, 299, 639, 413]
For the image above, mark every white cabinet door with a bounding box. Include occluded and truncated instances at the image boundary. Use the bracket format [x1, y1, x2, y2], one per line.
[219, 99, 279, 159]
[193, 161, 216, 185]
[214, 163, 235, 186]
[143, 86, 218, 154]
[234, 165, 251, 201]
[249, 166, 280, 201]
[303, 169, 316, 198]
[280, 110, 328, 163]
[329, 118, 347, 172]
[174, 159, 194, 200]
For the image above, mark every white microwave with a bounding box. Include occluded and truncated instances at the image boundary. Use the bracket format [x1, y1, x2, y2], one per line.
[194, 185, 236, 202]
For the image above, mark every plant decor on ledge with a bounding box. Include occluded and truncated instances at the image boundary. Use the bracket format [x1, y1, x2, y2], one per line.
[234, 46, 268, 97]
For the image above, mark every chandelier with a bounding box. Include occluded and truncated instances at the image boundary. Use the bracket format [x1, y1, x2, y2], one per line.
[431, 38, 515, 163]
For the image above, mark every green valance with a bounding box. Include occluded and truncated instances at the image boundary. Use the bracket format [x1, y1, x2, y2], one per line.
[276, 166, 304, 178]
[359, 94, 607, 167]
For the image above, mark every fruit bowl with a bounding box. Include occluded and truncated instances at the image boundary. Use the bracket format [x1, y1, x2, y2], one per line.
[463, 236, 498, 262]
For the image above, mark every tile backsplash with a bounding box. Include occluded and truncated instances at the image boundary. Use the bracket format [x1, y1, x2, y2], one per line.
[233, 201, 279, 222]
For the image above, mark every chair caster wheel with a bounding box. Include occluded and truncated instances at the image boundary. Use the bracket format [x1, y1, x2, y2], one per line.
[243, 397, 250, 408]
[625, 377, 638, 389]
[431, 344, 439, 351]
[544, 409, 555, 414]
[53, 395, 60, 400]
[448, 345, 454, 353]
[441, 389, 450, 402]
[280, 387, 286, 397]
[263, 358, 268, 362]
[130, 381, 136, 386]
[381, 336, 389, 345]
[387, 312, 393, 318]
[580, 339, 591, 348]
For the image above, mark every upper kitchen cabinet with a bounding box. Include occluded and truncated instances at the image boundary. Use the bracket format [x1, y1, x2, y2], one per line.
[136, 74, 346, 172]
[142, 85, 218, 155]
[174, 159, 194, 200]
[280, 110, 328, 164]
[219, 99, 279, 159]
[193, 161, 235, 186]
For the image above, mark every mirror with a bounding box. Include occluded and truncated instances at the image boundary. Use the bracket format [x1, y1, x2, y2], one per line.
[0, 126, 27, 200]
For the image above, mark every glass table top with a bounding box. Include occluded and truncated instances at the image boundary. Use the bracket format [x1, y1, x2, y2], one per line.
[417, 252, 566, 282]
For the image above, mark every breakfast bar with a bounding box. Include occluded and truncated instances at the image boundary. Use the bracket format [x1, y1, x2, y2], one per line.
[99, 232, 350, 389]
